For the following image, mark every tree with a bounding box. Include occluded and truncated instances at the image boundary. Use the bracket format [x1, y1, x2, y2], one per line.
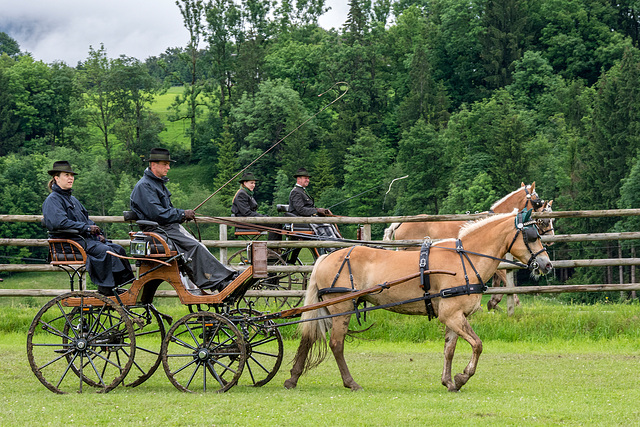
[231, 79, 313, 202]
[342, 127, 392, 217]
[212, 119, 239, 207]
[0, 65, 23, 155]
[394, 119, 447, 214]
[0, 32, 21, 57]
[479, 0, 527, 89]
[171, 0, 207, 152]
[77, 45, 119, 170]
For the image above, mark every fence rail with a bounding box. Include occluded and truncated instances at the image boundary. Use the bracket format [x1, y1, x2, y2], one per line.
[1, 211, 639, 307]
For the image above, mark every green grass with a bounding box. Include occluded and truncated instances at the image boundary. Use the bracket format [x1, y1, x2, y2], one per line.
[150, 86, 210, 150]
[2, 293, 640, 424]
[1, 331, 640, 425]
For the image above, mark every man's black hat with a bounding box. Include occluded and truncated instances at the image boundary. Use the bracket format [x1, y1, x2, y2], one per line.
[145, 147, 176, 162]
[294, 167, 311, 177]
[48, 161, 78, 176]
[239, 172, 258, 183]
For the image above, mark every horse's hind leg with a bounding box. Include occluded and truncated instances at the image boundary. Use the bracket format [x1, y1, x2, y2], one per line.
[330, 314, 362, 391]
[284, 335, 314, 389]
[442, 314, 483, 392]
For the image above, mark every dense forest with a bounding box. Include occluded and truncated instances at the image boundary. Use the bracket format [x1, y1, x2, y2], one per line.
[2, 0, 640, 293]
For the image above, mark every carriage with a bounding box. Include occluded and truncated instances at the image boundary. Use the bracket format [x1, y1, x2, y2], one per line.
[27, 206, 552, 394]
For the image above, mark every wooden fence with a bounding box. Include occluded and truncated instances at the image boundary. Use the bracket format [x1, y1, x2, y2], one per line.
[1, 210, 640, 314]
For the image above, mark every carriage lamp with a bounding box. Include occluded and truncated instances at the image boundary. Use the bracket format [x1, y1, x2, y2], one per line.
[130, 232, 150, 257]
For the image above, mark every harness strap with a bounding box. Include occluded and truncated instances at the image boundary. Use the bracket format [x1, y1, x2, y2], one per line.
[456, 239, 484, 287]
[419, 241, 436, 320]
[323, 246, 361, 322]
[268, 282, 486, 327]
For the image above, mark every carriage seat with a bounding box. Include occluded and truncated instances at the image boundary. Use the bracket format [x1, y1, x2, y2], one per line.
[276, 204, 313, 232]
[231, 214, 267, 238]
[45, 229, 88, 265]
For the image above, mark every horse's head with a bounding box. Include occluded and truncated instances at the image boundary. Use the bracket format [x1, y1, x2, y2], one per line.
[536, 200, 555, 244]
[507, 208, 553, 277]
[491, 182, 543, 213]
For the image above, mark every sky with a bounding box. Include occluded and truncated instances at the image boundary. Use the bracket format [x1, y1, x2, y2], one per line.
[0, 0, 350, 65]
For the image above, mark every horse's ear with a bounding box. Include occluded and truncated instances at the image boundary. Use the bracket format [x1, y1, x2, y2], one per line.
[548, 200, 553, 208]
[531, 181, 536, 191]
[521, 182, 525, 187]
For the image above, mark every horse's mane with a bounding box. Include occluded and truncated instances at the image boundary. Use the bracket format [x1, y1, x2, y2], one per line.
[490, 185, 531, 211]
[458, 211, 514, 238]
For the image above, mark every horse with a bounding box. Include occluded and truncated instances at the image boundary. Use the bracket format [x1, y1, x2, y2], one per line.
[383, 182, 552, 310]
[383, 182, 541, 242]
[284, 209, 552, 392]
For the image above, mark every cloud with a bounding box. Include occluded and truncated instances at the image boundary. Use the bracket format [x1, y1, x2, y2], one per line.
[0, 0, 348, 65]
[0, 0, 186, 64]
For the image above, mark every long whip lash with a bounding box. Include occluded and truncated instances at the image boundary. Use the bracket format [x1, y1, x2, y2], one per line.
[193, 82, 349, 212]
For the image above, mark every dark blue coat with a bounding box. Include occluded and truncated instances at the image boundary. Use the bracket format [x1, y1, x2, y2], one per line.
[130, 168, 186, 225]
[42, 184, 95, 234]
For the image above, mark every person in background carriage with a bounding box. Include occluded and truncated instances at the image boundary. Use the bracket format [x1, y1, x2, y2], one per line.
[231, 172, 282, 242]
[288, 167, 340, 249]
[42, 161, 134, 296]
[130, 148, 237, 292]
[288, 167, 332, 217]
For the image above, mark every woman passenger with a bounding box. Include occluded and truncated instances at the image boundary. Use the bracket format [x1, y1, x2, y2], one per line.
[42, 161, 134, 296]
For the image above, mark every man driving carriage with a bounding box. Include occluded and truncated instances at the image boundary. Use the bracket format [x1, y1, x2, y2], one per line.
[288, 167, 340, 248]
[130, 148, 237, 292]
[42, 161, 134, 296]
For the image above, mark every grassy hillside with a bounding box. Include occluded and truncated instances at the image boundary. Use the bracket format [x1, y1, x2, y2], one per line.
[150, 86, 209, 150]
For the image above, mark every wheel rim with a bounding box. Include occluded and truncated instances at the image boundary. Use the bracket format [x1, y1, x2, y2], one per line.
[26, 291, 135, 394]
[122, 305, 166, 387]
[162, 312, 246, 393]
[231, 309, 283, 387]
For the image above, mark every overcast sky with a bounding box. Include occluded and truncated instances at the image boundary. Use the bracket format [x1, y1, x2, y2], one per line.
[0, 0, 349, 65]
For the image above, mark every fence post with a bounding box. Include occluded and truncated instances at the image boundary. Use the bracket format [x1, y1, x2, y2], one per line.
[506, 254, 515, 316]
[219, 223, 228, 264]
[361, 224, 372, 241]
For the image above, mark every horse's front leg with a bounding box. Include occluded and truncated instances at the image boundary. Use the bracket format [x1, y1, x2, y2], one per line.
[330, 314, 362, 391]
[441, 326, 459, 392]
[444, 313, 483, 391]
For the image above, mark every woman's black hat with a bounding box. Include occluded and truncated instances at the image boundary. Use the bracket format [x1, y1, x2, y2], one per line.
[239, 172, 258, 183]
[48, 161, 77, 176]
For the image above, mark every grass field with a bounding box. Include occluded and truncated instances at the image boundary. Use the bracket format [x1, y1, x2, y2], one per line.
[1, 284, 640, 425]
[1, 333, 639, 426]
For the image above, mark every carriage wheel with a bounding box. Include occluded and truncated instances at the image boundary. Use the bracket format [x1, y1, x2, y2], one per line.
[121, 305, 166, 387]
[26, 291, 135, 394]
[162, 312, 246, 393]
[230, 309, 283, 387]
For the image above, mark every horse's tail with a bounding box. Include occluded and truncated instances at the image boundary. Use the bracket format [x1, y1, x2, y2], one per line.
[383, 222, 400, 241]
[297, 254, 332, 373]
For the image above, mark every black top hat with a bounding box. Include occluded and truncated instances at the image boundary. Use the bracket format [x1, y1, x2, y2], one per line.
[239, 172, 258, 183]
[145, 147, 176, 162]
[48, 161, 78, 176]
[294, 167, 311, 177]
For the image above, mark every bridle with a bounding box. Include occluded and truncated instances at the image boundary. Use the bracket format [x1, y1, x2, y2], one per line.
[507, 208, 548, 271]
[524, 185, 544, 210]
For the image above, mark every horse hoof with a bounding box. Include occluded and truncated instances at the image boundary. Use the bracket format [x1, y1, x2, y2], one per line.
[351, 385, 363, 392]
[284, 379, 297, 389]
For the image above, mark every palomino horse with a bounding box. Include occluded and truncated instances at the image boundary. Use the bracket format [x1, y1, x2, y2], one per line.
[383, 182, 542, 241]
[383, 182, 551, 310]
[284, 209, 552, 392]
